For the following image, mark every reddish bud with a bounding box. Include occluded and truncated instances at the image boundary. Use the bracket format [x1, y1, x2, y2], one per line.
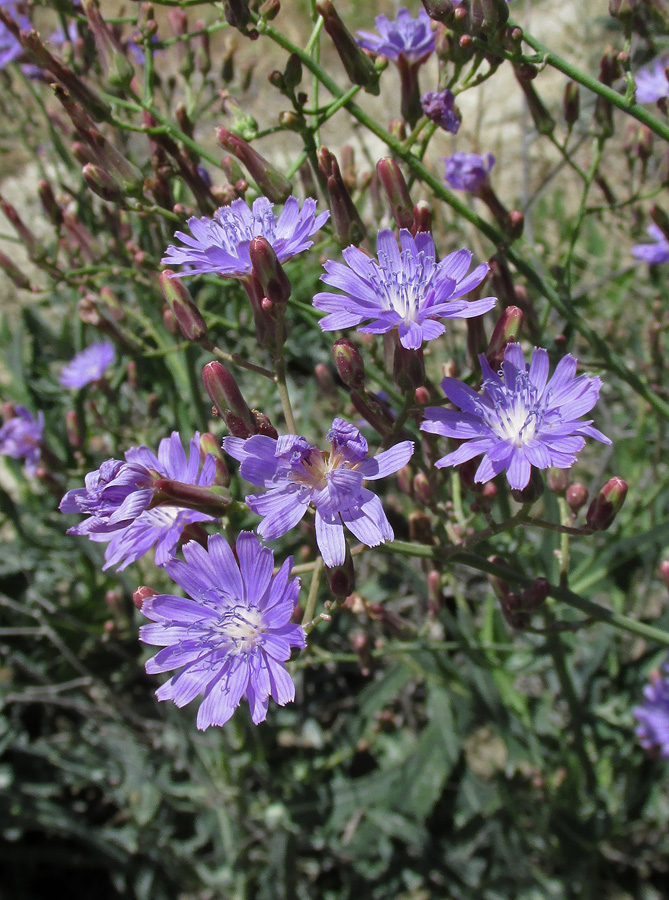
[412, 471, 432, 508]
[566, 482, 588, 513]
[160, 271, 208, 343]
[217, 128, 292, 202]
[659, 560, 669, 590]
[316, 0, 380, 94]
[411, 200, 432, 234]
[37, 179, 63, 226]
[586, 477, 628, 531]
[563, 81, 580, 126]
[249, 236, 291, 304]
[519, 577, 549, 611]
[409, 510, 433, 544]
[200, 433, 231, 487]
[376, 157, 414, 229]
[326, 545, 356, 597]
[202, 361, 254, 432]
[133, 586, 157, 611]
[547, 467, 570, 495]
[486, 305, 522, 368]
[333, 338, 365, 390]
[511, 469, 544, 505]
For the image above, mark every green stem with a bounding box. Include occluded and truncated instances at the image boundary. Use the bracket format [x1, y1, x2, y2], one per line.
[302, 557, 324, 627]
[380, 542, 669, 648]
[273, 307, 297, 433]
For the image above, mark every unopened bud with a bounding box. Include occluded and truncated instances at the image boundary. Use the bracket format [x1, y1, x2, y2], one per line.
[152, 479, 231, 516]
[563, 81, 580, 126]
[376, 157, 414, 229]
[326, 545, 356, 597]
[284, 53, 302, 89]
[249, 236, 291, 303]
[586, 477, 627, 531]
[250, 411, 278, 439]
[333, 338, 365, 390]
[486, 306, 522, 367]
[506, 210, 524, 241]
[217, 128, 292, 202]
[513, 66, 556, 135]
[511, 468, 544, 505]
[65, 410, 82, 448]
[202, 361, 254, 432]
[393, 344, 425, 391]
[37, 179, 63, 226]
[409, 510, 433, 544]
[412, 471, 432, 507]
[547, 467, 570, 495]
[519, 577, 549, 611]
[314, 363, 336, 395]
[133, 586, 157, 611]
[420, 0, 455, 24]
[0, 249, 32, 290]
[200, 432, 231, 487]
[160, 271, 208, 343]
[82, 163, 124, 202]
[411, 200, 432, 234]
[82, 0, 134, 88]
[566, 482, 588, 513]
[316, 0, 380, 94]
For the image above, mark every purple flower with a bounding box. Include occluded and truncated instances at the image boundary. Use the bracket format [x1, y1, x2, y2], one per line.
[61, 432, 217, 571]
[0, 406, 44, 475]
[314, 229, 496, 350]
[357, 8, 435, 66]
[0, 17, 25, 68]
[632, 224, 669, 266]
[444, 152, 495, 193]
[634, 662, 669, 758]
[421, 90, 461, 134]
[421, 344, 611, 491]
[161, 196, 329, 279]
[634, 58, 669, 105]
[59, 341, 116, 389]
[140, 532, 306, 729]
[224, 419, 414, 567]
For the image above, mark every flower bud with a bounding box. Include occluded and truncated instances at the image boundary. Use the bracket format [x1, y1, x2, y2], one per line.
[563, 81, 580, 127]
[326, 545, 356, 597]
[393, 344, 425, 392]
[202, 361, 255, 433]
[411, 200, 432, 235]
[566, 482, 588, 513]
[0, 195, 44, 261]
[65, 410, 82, 449]
[160, 271, 208, 343]
[152, 479, 231, 516]
[133, 586, 157, 611]
[314, 363, 336, 395]
[316, 0, 380, 95]
[586, 477, 627, 531]
[200, 432, 231, 487]
[340, 145, 357, 192]
[37, 179, 63, 227]
[195, 20, 211, 74]
[412, 471, 432, 508]
[333, 338, 365, 390]
[350, 390, 394, 436]
[513, 65, 556, 135]
[250, 411, 278, 439]
[547, 467, 570, 495]
[82, 0, 134, 88]
[217, 128, 292, 203]
[420, 0, 455, 25]
[409, 510, 433, 544]
[376, 157, 414, 230]
[397, 464, 412, 496]
[485, 306, 522, 368]
[249, 236, 291, 304]
[511, 468, 544, 505]
[82, 163, 124, 203]
[284, 53, 302, 89]
[519, 577, 549, 611]
[0, 250, 32, 290]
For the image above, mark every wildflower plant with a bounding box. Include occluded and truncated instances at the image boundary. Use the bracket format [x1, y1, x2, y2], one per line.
[1, 0, 669, 896]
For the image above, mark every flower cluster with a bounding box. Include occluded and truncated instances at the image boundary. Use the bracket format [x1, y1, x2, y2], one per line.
[356, 8, 435, 65]
[444, 153, 496, 193]
[61, 432, 217, 570]
[421, 344, 610, 490]
[632, 224, 669, 267]
[224, 418, 414, 567]
[314, 228, 495, 350]
[634, 58, 669, 105]
[421, 90, 461, 134]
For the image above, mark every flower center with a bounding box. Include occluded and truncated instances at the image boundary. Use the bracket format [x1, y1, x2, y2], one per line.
[212, 606, 264, 655]
[215, 205, 277, 253]
[483, 373, 544, 448]
[375, 248, 434, 323]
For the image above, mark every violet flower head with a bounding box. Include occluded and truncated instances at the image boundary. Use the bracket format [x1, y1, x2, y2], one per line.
[634, 58, 669, 105]
[444, 152, 495, 193]
[59, 341, 116, 389]
[632, 224, 669, 266]
[314, 228, 496, 350]
[162, 196, 329, 279]
[140, 532, 305, 729]
[356, 8, 435, 66]
[224, 419, 414, 567]
[0, 12, 29, 69]
[421, 344, 611, 491]
[61, 432, 217, 571]
[634, 662, 669, 758]
[0, 406, 44, 475]
[421, 90, 461, 134]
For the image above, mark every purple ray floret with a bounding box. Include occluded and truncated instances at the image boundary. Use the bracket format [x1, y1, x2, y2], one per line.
[161, 196, 329, 279]
[140, 531, 306, 729]
[356, 7, 435, 65]
[444, 152, 495, 193]
[0, 13, 29, 69]
[59, 341, 116, 389]
[224, 419, 414, 567]
[634, 661, 669, 757]
[60, 432, 217, 571]
[632, 224, 669, 266]
[421, 343, 611, 491]
[314, 228, 496, 350]
[634, 58, 669, 104]
[421, 90, 460, 134]
[0, 406, 44, 475]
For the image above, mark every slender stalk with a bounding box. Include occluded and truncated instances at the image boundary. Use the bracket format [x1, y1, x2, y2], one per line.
[273, 306, 297, 433]
[302, 556, 324, 628]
